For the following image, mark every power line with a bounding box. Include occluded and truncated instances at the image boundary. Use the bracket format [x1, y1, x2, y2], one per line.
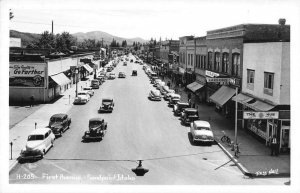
[11, 20, 91, 29]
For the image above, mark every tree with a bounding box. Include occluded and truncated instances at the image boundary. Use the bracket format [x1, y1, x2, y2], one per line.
[37, 31, 55, 49]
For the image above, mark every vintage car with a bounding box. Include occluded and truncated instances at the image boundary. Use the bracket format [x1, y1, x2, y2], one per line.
[83, 86, 95, 96]
[150, 76, 159, 84]
[190, 120, 214, 144]
[118, 72, 126, 78]
[131, 70, 137, 76]
[181, 108, 199, 125]
[98, 98, 114, 113]
[91, 79, 100, 89]
[164, 89, 176, 100]
[123, 61, 127, 66]
[108, 73, 116, 79]
[106, 67, 113, 72]
[73, 91, 90, 104]
[159, 85, 169, 95]
[48, 113, 71, 136]
[153, 79, 162, 87]
[82, 118, 107, 141]
[148, 89, 162, 101]
[20, 128, 55, 160]
[168, 93, 181, 107]
[173, 102, 190, 116]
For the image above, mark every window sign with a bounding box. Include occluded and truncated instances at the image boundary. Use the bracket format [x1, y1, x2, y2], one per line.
[243, 111, 279, 119]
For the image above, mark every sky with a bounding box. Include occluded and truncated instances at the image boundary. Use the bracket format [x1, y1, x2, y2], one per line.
[5, 0, 300, 40]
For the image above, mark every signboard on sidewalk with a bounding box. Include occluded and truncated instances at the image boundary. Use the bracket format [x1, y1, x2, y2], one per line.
[243, 111, 279, 119]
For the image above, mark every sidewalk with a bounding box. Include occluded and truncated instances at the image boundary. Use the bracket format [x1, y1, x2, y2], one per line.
[163, 75, 290, 178]
[9, 77, 92, 172]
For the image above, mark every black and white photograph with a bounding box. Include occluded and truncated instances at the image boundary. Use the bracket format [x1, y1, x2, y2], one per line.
[1, 0, 300, 192]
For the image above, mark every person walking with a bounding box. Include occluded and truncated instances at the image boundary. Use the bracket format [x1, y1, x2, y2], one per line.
[30, 95, 35, 107]
[270, 135, 278, 156]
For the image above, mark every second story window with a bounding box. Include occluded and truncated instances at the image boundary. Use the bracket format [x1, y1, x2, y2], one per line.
[191, 54, 193, 66]
[264, 72, 274, 96]
[222, 53, 229, 73]
[232, 53, 240, 76]
[214, 52, 220, 72]
[247, 69, 255, 90]
[208, 52, 213, 70]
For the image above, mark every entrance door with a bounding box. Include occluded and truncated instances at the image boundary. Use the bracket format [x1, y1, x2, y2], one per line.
[267, 121, 277, 144]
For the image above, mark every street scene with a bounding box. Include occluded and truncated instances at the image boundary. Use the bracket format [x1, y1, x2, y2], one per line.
[2, 0, 299, 192]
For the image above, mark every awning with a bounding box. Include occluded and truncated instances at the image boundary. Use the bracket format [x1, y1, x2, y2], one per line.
[187, 82, 204, 93]
[232, 93, 253, 104]
[209, 86, 236, 107]
[232, 93, 275, 111]
[50, 73, 71, 86]
[246, 100, 275, 111]
[82, 64, 93, 73]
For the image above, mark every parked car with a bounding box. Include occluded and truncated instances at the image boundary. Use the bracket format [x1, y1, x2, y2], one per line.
[91, 79, 100, 89]
[168, 93, 181, 107]
[159, 85, 169, 95]
[20, 128, 55, 160]
[82, 118, 107, 141]
[173, 102, 190, 116]
[190, 120, 214, 144]
[164, 90, 176, 100]
[98, 98, 114, 113]
[108, 73, 116, 79]
[48, 113, 71, 136]
[132, 70, 137, 76]
[151, 76, 159, 84]
[123, 61, 127, 66]
[181, 108, 199, 125]
[106, 67, 112, 72]
[73, 91, 90, 104]
[118, 72, 126, 78]
[154, 79, 162, 87]
[148, 89, 162, 101]
[83, 86, 95, 96]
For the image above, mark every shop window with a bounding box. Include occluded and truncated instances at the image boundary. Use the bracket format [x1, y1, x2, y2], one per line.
[191, 54, 193, 66]
[203, 55, 206, 69]
[222, 53, 229, 73]
[232, 53, 240, 76]
[247, 69, 255, 90]
[264, 72, 274, 96]
[208, 52, 213, 70]
[214, 52, 220, 72]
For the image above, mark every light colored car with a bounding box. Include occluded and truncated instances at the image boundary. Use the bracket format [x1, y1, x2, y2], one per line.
[108, 73, 116, 79]
[74, 91, 90, 104]
[164, 89, 176, 100]
[154, 79, 162, 87]
[118, 72, 126, 78]
[160, 85, 169, 95]
[168, 93, 181, 106]
[190, 120, 214, 144]
[157, 81, 166, 91]
[148, 89, 162, 101]
[20, 128, 55, 159]
[83, 87, 94, 96]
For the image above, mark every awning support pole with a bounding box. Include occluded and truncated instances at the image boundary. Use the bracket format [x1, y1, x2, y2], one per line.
[234, 87, 238, 145]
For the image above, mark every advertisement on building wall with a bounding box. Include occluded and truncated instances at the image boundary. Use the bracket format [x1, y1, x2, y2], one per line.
[9, 63, 46, 87]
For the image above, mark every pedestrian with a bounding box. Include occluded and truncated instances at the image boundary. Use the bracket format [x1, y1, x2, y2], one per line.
[167, 81, 171, 88]
[188, 93, 192, 100]
[270, 135, 278, 156]
[188, 98, 192, 107]
[30, 95, 35, 107]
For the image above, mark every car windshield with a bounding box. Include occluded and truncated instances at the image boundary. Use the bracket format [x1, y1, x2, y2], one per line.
[187, 111, 198, 116]
[50, 117, 62, 122]
[78, 92, 87, 96]
[195, 127, 210, 131]
[90, 121, 102, 127]
[83, 88, 91, 90]
[28, 134, 44, 141]
[103, 99, 112, 103]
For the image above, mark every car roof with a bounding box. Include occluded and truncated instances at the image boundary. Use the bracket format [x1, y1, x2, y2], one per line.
[102, 98, 113, 101]
[83, 86, 92, 89]
[151, 90, 160, 94]
[185, 108, 198, 112]
[78, 90, 89, 93]
[89, 117, 104, 122]
[177, 102, 189, 105]
[51, 113, 66, 118]
[171, 93, 181, 97]
[29, 127, 50, 135]
[194, 120, 211, 127]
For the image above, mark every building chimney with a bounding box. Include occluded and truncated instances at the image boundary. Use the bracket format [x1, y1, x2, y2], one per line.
[278, 18, 286, 25]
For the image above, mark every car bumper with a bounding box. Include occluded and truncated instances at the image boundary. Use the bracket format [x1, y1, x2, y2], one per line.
[99, 108, 113, 112]
[20, 152, 43, 159]
[193, 138, 214, 142]
[73, 101, 87, 104]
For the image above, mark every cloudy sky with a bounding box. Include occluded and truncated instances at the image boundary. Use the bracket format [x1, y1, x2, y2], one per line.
[6, 0, 299, 40]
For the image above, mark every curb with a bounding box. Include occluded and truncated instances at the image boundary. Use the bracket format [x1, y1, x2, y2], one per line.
[216, 140, 253, 177]
[9, 158, 19, 174]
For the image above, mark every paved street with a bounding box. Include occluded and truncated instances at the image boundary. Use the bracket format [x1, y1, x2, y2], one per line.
[9, 55, 287, 185]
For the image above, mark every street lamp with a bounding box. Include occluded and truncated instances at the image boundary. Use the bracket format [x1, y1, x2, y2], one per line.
[75, 67, 79, 97]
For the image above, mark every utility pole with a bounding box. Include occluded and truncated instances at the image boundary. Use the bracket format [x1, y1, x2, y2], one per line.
[51, 20, 53, 35]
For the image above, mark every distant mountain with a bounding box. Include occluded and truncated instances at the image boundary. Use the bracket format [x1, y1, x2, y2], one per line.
[9, 30, 147, 48]
[72, 31, 147, 45]
[10, 30, 41, 47]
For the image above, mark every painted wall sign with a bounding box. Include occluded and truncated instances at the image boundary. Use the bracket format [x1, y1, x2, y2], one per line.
[243, 111, 279, 119]
[206, 78, 230, 83]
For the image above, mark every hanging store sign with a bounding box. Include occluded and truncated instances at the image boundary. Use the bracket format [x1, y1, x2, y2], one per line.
[206, 77, 230, 84]
[205, 70, 219, 77]
[243, 111, 279, 119]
